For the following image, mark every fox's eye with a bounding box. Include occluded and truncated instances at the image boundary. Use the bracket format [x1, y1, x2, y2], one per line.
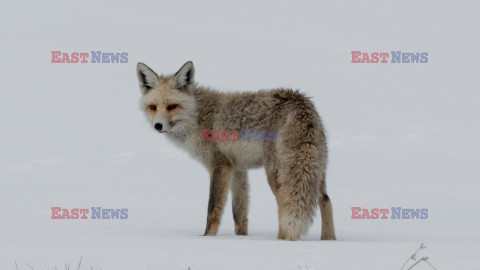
[167, 104, 179, 111]
[149, 104, 157, 111]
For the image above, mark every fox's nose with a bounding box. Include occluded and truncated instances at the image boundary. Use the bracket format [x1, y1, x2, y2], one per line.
[154, 123, 163, 131]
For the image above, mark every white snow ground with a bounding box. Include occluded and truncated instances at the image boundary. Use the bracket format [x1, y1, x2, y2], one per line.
[1, 0, 480, 269]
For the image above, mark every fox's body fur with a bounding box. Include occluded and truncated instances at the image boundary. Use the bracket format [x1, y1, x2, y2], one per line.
[136, 61, 336, 241]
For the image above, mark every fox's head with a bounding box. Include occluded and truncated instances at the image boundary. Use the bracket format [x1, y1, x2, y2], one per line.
[136, 61, 198, 134]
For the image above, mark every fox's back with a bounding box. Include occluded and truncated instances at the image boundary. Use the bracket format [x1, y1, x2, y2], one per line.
[196, 88, 320, 133]
[192, 88, 325, 170]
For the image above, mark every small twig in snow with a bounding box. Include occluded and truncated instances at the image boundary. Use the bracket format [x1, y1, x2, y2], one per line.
[26, 262, 34, 270]
[425, 258, 437, 270]
[77, 256, 82, 270]
[400, 243, 426, 270]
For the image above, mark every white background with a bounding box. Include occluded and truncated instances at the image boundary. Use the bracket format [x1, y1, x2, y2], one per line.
[1, 0, 479, 269]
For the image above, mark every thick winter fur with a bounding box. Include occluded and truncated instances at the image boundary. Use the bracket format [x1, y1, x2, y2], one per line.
[136, 61, 336, 241]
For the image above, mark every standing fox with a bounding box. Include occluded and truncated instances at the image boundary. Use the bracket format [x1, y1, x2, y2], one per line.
[136, 61, 336, 241]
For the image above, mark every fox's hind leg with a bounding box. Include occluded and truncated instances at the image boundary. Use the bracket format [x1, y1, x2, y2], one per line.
[319, 174, 336, 240]
[231, 170, 249, 235]
[264, 157, 286, 239]
[204, 162, 234, 236]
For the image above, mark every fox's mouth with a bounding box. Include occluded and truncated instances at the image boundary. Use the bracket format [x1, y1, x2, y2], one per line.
[154, 120, 184, 134]
[163, 120, 184, 134]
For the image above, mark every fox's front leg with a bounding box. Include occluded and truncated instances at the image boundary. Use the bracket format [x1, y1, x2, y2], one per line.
[204, 162, 233, 236]
[231, 170, 249, 235]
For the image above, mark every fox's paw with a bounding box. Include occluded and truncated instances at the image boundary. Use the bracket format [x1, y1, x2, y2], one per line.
[321, 234, 336, 240]
[235, 228, 248, 236]
[203, 226, 219, 236]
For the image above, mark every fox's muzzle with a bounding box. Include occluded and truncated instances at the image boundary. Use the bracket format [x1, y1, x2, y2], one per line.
[154, 123, 164, 132]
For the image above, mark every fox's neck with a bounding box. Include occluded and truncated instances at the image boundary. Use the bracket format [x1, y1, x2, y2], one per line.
[165, 119, 205, 163]
[166, 121, 198, 143]
[165, 87, 219, 157]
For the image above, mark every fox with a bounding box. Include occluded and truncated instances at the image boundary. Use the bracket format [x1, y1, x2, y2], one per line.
[136, 61, 336, 241]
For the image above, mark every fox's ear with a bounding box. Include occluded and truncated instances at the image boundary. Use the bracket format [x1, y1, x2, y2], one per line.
[137, 62, 159, 94]
[174, 61, 195, 91]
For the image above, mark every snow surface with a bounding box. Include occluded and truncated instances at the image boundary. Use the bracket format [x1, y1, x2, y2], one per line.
[1, 0, 480, 269]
